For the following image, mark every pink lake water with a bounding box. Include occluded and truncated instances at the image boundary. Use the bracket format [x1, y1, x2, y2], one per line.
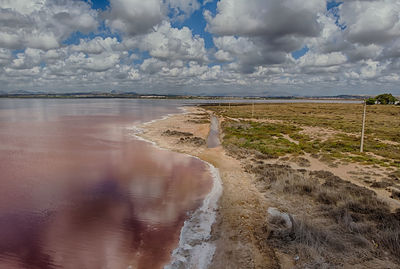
[0, 99, 213, 269]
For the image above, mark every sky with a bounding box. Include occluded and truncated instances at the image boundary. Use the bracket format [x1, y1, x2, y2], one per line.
[0, 0, 400, 96]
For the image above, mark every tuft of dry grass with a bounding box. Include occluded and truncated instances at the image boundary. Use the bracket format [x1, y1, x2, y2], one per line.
[316, 189, 338, 205]
[378, 229, 400, 258]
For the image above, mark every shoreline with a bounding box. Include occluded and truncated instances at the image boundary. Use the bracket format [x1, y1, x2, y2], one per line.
[165, 162, 222, 269]
[132, 106, 223, 269]
[136, 106, 280, 268]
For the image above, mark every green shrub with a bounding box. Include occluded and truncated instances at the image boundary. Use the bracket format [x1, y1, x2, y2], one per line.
[366, 98, 376, 105]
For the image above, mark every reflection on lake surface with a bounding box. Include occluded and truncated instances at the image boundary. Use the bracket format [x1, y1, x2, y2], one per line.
[0, 99, 213, 269]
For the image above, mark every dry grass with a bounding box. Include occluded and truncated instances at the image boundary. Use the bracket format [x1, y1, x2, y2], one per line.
[201, 103, 400, 266]
[246, 163, 400, 267]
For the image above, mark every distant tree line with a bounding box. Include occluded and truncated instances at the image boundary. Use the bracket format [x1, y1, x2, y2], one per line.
[366, 93, 399, 105]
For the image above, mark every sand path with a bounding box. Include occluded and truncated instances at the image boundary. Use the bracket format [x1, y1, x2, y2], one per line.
[138, 107, 279, 269]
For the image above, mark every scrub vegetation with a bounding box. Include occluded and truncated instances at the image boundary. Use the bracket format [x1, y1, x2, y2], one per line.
[366, 93, 398, 105]
[201, 103, 400, 267]
[204, 103, 400, 168]
[250, 163, 400, 267]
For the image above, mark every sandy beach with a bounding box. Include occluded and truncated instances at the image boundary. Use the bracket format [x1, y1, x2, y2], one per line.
[137, 106, 279, 268]
[138, 106, 400, 268]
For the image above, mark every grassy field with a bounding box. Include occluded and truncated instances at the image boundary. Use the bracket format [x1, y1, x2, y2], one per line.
[203, 103, 400, 168]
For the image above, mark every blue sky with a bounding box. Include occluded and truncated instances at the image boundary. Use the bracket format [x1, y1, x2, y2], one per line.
[71, 0, 218, 49]
[71, 0, 318, 58]
[0, 0, 399, 96]
[84, 0, 110, 10]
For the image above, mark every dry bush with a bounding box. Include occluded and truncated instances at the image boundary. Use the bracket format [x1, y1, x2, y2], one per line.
[389, 170, 400, 181]
[291, 156, 311, 167]
[390, 187, 400, 200]
[186, 119, 210, 124]
[177, 136, 205, 146]
[252, 163, 400, 266]
[370, 181, 392, 188]
[162, 129, 193, 136]
[316, 189, 338, 205]
[224, 143, 254, 159]
[266, 212, 359, 267]
[378, 229, 400, 258]
[290, 217, 344, 251]
[282, 177, 315, 196]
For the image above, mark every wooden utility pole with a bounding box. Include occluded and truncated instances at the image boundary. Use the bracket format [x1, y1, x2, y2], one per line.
[360, 100, 367, 153]
[252, 102, 255, 118]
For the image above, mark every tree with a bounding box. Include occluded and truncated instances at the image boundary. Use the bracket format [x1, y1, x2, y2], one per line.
[375, 93, 398, 105]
